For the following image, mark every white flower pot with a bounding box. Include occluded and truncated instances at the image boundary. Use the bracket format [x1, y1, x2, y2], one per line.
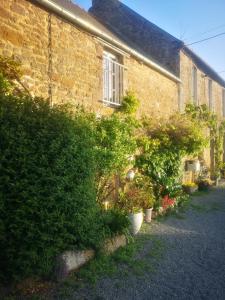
[128, 211, 143, 235]
[145, 208, 153, 223]
[186, 160, 200, 172]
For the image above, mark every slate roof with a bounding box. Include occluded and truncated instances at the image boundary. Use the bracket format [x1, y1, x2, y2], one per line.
[33, 0, 181, 81]
[89, 0, 182, 75]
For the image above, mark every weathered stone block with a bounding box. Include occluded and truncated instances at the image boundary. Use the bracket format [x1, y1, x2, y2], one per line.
[11, 3, 26, 15]
[56, 249, 95, 281]
[102, 234, 127, 255]
[0, 6, 11, 19]
[0, 25, 24, 47]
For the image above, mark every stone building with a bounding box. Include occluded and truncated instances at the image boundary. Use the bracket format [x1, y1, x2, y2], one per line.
[0, 0, 180, 118]
[1, 0, 225, 171]
[90, 0, 225, 170]
[90, 0, 225, 117]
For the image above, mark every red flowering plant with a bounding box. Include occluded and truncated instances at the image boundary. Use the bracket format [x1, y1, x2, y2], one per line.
[156, 182, 183, 214]
[162, 195, 176, 210]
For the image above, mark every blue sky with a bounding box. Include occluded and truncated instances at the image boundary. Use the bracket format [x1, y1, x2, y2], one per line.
[74, 0, 225, 80]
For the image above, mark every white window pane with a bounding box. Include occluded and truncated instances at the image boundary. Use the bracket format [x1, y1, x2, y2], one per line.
[102, 52, 124, 106]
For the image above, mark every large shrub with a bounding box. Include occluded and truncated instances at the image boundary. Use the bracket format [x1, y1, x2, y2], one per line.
[0, 94, 106, 282]
[136, 113, 207, 203]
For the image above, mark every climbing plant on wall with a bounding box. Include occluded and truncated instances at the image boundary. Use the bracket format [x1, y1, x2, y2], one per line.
[95, 92, 140, 203]
[185, 104, 225, 180]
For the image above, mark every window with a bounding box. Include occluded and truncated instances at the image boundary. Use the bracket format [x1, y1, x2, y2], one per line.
[192, 66, 198, 104]
[208, 79, 213, 111]
[103, 51, 124, 106]
[222, 89, 225, 117]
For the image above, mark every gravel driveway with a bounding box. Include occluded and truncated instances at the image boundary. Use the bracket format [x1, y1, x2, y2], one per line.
[63, 186, 225, 300]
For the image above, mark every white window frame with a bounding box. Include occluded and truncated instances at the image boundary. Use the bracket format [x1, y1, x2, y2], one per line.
[208, 79, 213, 111]
[222, 89, 225, 117]
[103, 51, 124, 106]
[192, 66, 198, 105]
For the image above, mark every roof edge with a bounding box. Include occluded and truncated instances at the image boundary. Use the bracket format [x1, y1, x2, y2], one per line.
[33, 0, 181, 83]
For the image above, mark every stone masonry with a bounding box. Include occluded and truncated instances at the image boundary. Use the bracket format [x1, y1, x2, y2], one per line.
[89, 0, 225, 170]
[180, 50, 224, 119]
[0, 0, 178, 118]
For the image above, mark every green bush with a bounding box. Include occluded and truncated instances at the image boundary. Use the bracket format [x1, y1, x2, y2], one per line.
[0, 95, 107, 282]
[136, 113, 207, 204]
[102, 209, 130, 236]
[95, 112, 137, 203]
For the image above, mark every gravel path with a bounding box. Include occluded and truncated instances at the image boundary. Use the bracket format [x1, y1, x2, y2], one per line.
[65, 186, 225, 300]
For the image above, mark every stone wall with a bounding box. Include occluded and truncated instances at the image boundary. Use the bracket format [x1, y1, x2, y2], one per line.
[180, 50, 224, 119]
[0, 0, 178, 118]
[180, 50, 225, 169]
[0, 0, 107, 113]
[124, 56, 178, 118]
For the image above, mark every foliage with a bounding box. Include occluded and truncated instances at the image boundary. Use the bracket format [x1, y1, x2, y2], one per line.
[101, 209, 130, 237]
[197, 179, 210, 191]
[117, 185, 143, 213]
[141, 113, 208, 156]
[0, 55, 29, 96]
[134, 174, 155, 208]
[95, 96, 139, 203]
[161, 195, 176, 210]
[185, 104, 225, 179]
[95, 113, 137, 179]
[136, 113, 206, 205]
[0, 57, 134, 282]
[0, 94, 109, 282]
[119, 91, 140, 114]
[116, 176, 155, 213]
[0, 56, 211, 284]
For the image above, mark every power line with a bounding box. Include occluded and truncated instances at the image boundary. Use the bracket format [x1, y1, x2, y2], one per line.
[186, 32, 225, 46]
[184, 23, 225, 42]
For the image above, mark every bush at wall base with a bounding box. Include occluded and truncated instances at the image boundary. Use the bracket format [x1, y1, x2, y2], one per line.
[0, 95, 106, 282]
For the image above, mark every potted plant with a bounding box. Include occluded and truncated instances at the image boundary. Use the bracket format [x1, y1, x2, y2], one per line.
[182, 182, 198, 194]
[140, 188, 155, 223]
[117, 185, 144, 235]
[161, 195, 176, 211]
[134, 174, 156, 223]
[197, 179, 210, 191]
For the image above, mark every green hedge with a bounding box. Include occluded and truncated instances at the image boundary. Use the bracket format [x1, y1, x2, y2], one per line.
[0, 95, 107, 282]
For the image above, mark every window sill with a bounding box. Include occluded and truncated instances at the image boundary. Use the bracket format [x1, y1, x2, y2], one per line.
[102, 100, 122, 108]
